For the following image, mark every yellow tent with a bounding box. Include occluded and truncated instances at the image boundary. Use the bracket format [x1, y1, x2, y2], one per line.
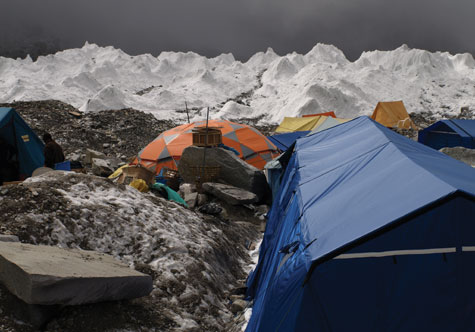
[275, 116, 324, 133]
[370, 101, 417, 130]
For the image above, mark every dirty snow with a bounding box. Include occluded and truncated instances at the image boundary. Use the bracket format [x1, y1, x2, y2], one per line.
[1, 43, 474, 124]
[0, 171, 259, 331]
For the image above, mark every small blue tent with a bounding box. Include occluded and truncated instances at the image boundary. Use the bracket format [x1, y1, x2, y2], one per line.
[247, 116, 475, 332]
[267, 131, 310, 152]
[418, 119, 475, 150]
[0, 108, 44, 178]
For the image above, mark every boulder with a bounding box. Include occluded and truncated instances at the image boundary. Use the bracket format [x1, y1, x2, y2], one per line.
[179, 183, 196, 197]
[0, 234, 19, 242]
[230, 299, 248, 314]
[184, 192, 198, 209]
[91, 158, 114, 177]
[440, 146, 475, 167]
[0, 242, 152, 305]
[32, 167, 54, 177]
[202, 182, 258, 205]
[84, 149, 106, 165]
[198, 202, 223, 215]
[178, 146, 268, 200]
[197, 193, 208, 206]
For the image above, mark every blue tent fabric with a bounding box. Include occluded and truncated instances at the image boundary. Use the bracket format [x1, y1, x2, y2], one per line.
[0, 108, 44, 177]
[267, 131, 310, 151]
[246, 116, 475, 332]
[418, 119, 475, 150]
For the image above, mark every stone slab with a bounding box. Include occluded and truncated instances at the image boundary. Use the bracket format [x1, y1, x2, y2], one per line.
[178, 146, 268, 200]
[202, 182, 258, 205]
[0, 234, 19, 242]
[32, 167, 54, 177]
[0, 242, 152, 305]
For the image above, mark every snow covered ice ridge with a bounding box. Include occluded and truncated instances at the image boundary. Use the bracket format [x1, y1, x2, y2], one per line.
[0, 42, 474, 123]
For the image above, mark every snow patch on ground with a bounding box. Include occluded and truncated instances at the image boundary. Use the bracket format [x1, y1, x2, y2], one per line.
[0, 171, 258, 331]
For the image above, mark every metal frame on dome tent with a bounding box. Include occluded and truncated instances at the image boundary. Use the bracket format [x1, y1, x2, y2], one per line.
[134, 118, 280, 175]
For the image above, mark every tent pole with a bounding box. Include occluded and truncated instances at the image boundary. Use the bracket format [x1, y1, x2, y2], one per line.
[185, 101, 190, 124]
[200, 107, 210, 189]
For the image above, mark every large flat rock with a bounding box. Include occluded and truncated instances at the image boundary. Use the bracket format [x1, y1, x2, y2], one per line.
[178, 146, 268, 200]
[202, 182, 258, 205]
[0, 242, 152, 305]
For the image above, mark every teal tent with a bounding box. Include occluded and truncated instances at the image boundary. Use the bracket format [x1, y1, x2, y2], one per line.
[0, 108, 44, 179]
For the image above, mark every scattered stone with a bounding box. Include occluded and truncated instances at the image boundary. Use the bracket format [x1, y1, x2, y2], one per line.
[220, 208, 229, 220]
[178, 146, 268, 200]
[0, 242, 153, 305]
[179, 183, 196, 197]
[260, 221, 267, 232]
[32, 167, 54, 177]
[254, 204, 269, 217]
[440, 146, 475, 167]
[197, 193, 208, 206]
[5, 291, 60, 329]
[84, 149, 107, 165]
[0, 235, 19, 243]
[184, 192, 198, 209]
[198, 202, 223, 215]
[230, 299, 248, 314]
[230, 294, 245, 302]
[91, 158, 114, 177]
[202, 182, 258, 206]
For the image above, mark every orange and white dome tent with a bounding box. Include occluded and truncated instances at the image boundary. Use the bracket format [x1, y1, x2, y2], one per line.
[133, 120, 280, 175]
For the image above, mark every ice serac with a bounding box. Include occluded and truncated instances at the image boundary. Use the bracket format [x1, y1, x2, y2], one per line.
[216, 101, 254, 119]
[1, 42, 474, 123]
[80, 85, 128, 112]
[0, 242, 152, 305]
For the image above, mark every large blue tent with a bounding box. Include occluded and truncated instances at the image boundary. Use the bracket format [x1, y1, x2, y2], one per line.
[247, 116, 475, 332]
[0, 108, 44, 179]
[418, 119, 475, 150]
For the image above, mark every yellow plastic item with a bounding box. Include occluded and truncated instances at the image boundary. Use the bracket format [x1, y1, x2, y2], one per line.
[108, 165, 128, 179]
[129, 179, 149, 193]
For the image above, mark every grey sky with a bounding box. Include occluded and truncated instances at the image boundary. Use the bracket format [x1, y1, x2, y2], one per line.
[1, 0, 474, 61]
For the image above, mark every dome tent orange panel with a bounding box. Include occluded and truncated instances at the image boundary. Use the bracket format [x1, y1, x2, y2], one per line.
[134, 120, 280, 175]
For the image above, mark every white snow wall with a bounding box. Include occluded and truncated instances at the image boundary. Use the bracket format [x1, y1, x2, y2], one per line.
[1, 42, 474, 123]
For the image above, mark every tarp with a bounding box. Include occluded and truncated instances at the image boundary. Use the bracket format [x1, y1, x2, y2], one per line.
[0, 107, 44, 178]
[134, 120, 279, 175]
[264, 156, 284, 200]
[370, 100, 417, 129]
[151, 182, 188, 207]
[302, 111, 336, 118]
[276, 116, 350, 134]
[418, 119, 475, 150]
[307, 116, 350, 134]
[267, 131, 310, 151]
[275, 116, 325, 133]
[246, 116, 475, 332]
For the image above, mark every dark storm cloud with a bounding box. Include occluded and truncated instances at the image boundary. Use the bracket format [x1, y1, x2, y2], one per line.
[1, 0, 474, 61]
